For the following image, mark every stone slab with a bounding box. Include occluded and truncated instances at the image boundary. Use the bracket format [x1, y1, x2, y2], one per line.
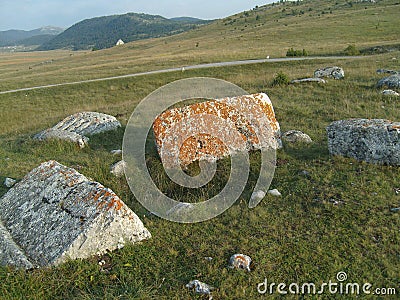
[153, 93, 281, 167]
[327, 119, 400, 165]
[0, 160, 150, 268]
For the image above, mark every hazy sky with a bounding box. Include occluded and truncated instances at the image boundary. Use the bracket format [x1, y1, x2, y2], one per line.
[0, 0, 274, 31]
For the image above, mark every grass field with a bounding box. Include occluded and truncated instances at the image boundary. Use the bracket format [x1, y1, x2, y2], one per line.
[0, 0, 399, 299]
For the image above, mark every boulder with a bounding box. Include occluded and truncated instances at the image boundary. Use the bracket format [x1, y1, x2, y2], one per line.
[314, 67, 344, 79]
[153, 93, 281, 168]
[282, 130, 312, 144]
[377, 74, 400, 89]
[291, 78, 326, 84]
[381, 89, 399, 96]
[110, 160, 126, 178]
[0, 160, 150, 268]
[327, 119, 400, 165]
[34, 112, 121, 148]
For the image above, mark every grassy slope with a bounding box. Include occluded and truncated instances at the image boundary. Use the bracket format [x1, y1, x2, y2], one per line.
[0, 0, 399, 91]
[0, 0, 399, 299]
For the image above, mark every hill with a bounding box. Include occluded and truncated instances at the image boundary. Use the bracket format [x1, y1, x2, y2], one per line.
[38, 13, 211, 51]
[0, 27, 63, 47]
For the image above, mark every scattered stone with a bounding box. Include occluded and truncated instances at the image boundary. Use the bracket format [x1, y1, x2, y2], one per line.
[0, 160, 150, 268]
[153, 93, 281, 168]
[390, 207, 400, 213]
[186, 280, 214, 296]
[299, 170, 311, 179]
[376, 69, 399, 75]
[34, 112, 121, 148]
[377, 74, 400, 89]
[3, 178, 16, 188]
[110, 149, 122, 155]
[268, 189, 282, 197]
[110, 160, 126, 178]
[250, 190, 266, 203]
[229, 254, 252, 272]
[204, 257, 213, 262]
[381, 89, 399, 96]
[327, 119, 400, 165]
[282, 130, 313, 144]
[291, 78, 326, 84]
[395, 188, 400, 195]
[314, 66, 345, 79]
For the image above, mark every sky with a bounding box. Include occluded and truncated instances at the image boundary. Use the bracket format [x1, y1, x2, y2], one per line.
[0, 0, 275, 31]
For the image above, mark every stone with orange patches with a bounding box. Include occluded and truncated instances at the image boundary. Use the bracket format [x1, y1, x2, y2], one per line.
[153, 93, 281, 167]
[0, 160, 150, 269]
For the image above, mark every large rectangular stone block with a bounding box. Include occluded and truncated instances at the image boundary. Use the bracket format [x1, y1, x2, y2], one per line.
[153, 93, 281, 167]
[327, 119, 400, 165]
[0, 160, 150, 268]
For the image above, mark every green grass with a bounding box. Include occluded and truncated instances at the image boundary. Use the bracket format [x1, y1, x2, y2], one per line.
[0, 51, 399, 299]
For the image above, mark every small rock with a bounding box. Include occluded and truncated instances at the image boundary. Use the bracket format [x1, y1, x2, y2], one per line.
[376, 69, 399, 75]
[186, 280, 214, 295]
[110, 160, 126, 178]
[291, 78, 326, 84]
[299, 170, 311, 179]
[229, 254, 252, 272]
[377, 74, 400, 89]
[250, 190, 266, 203]
[282, 130, 312, 144]
[110, 149, 122, 155]
[3, 178, 16, 188]
[314, 66, 344, 79]
[390, 207, 400, 213]
[268, 189, 282, 197]
[381, 89, 399, 96]
[204, 257, 213, 262]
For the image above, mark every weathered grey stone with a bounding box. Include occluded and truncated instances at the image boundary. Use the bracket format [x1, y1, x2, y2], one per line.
[34, 129, 88, 148]
[381, 89, 399, 96]
[4, 177, 16, 188]
[377, 69, 399, 75]
[327, 119, 400, 165]
[314, 66, 345, 79]
[0, 160, 150, 268]
[110, 160, 126, 178]
[291, 78, 326, 84]
[377, 74, 400, 89]
[110, 149, 122, 155]
[268, 189, 282, 197]
[34, 112, 121, 147]
[186, 280, 214, 295]
[229, 254, 252, 272]
[282, 130, 313, 144]
[0, 220, 34, 269]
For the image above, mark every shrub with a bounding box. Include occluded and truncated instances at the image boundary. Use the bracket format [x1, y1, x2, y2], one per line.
[286, 48, 308, 57]
[344, 44, 360, 56]
[272, 71, 290, 86]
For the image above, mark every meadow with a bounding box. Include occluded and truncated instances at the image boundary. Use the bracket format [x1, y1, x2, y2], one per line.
[0, 0, 399, 299]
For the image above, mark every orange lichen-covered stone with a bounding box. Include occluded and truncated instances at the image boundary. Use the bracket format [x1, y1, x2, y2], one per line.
[153, 93, 281, 168]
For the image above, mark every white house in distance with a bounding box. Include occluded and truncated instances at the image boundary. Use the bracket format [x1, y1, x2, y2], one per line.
[116, 39, 125, 46]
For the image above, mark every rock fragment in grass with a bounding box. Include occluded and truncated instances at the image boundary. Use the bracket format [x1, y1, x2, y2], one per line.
[291, 78, 326, 84]
[110, 149, 122, 155]
[229, 253, 252, 272]
[110, 160, 126, 178]
[0, 160, 150, 269]
[381, 89, 399, 96]
[186, 280, 214, 296]
[314, 66, 344, 79]
[34, 112, 121, 148]
[282, 130, 312, 144]
[250, 190, 266, 203]
[268, 189, 282, 197]
[377, 74, 400, 89]
[327, 119, 400, 166]
[3, 177, 16, 188]
[377, 69, 399, 75]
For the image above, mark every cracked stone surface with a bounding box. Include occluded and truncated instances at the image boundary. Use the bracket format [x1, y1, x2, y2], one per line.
[327, 119, 400, 165]
[377, 74, 400, 89]
[34, 112, 121, 147]
[153, 93, 281, 168]
[314, 66, 345, 79]
[0, 160, 150, 268]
